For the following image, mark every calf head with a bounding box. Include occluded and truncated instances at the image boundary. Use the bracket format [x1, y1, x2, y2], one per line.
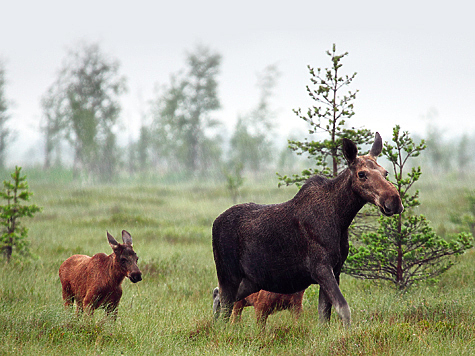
[342, 132, 404, 216]
[107, 230, 142, 283]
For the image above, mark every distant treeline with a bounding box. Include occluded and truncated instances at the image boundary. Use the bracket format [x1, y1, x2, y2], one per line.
[1, 43, 473, 183]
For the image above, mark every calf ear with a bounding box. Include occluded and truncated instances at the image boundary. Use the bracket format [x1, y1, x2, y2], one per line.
[107, 231, 120, 250]
[122, 230, 133, 246]
[342, 138, 358, 164]
[369, 132, 382, 158]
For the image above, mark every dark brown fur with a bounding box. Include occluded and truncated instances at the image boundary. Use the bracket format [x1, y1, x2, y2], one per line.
[212, 133, 403, 326]
[59, 230, 142, 318]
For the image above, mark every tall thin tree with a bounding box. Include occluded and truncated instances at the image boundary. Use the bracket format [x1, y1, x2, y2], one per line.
[41, 85, 65, 169]
[230, 64, 280, 173]
[278, 44, 373, 187]
[0, 61, 12, 170]
[151, 45, 222, 174]
[42, 42, 126, 181]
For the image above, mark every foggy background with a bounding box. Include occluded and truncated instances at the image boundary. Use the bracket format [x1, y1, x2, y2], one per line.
[1, 0, 474, 170]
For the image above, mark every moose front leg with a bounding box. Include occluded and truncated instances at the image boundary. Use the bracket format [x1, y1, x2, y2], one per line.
[313, 265, 351, 326]
[318, 263, 346, 323]
[104, 302, 119, 320]
[101, 291, 122, 320]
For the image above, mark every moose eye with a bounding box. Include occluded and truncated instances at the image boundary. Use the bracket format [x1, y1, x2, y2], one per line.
[120, 258, 128, 265]
[384, 171, 389, 177]
[358, 172, 366, 179]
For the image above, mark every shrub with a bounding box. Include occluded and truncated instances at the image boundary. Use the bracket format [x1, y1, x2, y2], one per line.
[0, 166, 41, 262]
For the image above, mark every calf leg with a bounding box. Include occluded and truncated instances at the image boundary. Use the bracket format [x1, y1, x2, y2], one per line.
[61, 285, 74, 309]
[231, 299, 247, 323]
[254, 292, 272, 328]
[83, 291, 99, 316]
[255, 308, 270, 328]
[292, 302, 303, 321]
[75, 300, 84, 316]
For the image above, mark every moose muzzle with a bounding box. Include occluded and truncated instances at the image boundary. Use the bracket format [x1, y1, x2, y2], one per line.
[128, 271, 142, 283]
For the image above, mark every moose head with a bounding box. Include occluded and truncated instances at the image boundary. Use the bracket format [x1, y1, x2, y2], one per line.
[342, 132, 404, 217]
[107, 230, 142, 283]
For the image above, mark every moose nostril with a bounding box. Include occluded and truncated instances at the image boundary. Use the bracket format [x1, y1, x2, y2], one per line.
[130, 272, 142, 283]
[385, 196, 404, 215]
[384, 202, 393, 213]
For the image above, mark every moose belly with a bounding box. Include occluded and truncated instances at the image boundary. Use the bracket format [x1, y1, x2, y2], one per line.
[241, 252, 313, 294]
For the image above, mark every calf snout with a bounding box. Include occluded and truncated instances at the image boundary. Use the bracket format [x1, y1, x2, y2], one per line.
[128, 271, 142, 283]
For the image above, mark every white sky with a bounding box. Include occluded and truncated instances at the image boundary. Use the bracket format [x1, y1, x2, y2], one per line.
[1, 1, 474, 165]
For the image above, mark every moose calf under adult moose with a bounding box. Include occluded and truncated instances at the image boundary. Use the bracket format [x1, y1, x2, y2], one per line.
[59, 230, 142, 318]
[213, 287, 304, 327]
[212, 133, 403, 327]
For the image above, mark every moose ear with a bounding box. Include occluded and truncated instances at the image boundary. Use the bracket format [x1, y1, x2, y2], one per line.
[122, 230, 133, 246]
[107, 231, 120, 250]
[369, 132, 382, 158]
[342, 138, 358, 164]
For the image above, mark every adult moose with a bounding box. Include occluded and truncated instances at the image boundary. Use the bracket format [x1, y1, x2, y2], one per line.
[59, 230, 142, 318]
[212, 133, 403, 326]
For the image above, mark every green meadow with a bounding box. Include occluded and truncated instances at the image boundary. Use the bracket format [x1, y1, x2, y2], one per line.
[1, 172, 474, 355]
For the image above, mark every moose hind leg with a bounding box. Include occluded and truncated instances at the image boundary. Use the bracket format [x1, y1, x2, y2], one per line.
[216, 285, 237, 322]
[235, 278, 259, 302]
[218, 278, 258, 322]
[61, 283, 75, 309]
[63, 293, 74, 309]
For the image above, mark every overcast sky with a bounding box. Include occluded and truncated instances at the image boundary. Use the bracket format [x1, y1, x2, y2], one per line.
[2, 1, 474, 165]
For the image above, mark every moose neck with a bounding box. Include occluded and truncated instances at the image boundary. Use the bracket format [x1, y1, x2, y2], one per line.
[296, 169, 366, 231]
[332, 168, 366, 230]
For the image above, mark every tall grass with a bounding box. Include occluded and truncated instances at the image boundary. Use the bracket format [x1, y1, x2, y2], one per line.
[0, 174, 474, 355]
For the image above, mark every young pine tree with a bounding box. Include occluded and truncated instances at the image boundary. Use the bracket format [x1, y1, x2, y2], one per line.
[278, 44, 373, 187]
[343, 126, 473, 290]
[277, 44, 377, 239]
[0, 167, 41, 262]
[222, 161, 245, 204]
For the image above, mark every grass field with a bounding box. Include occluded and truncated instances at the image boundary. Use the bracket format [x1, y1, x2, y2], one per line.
[0, 172, 474, 355]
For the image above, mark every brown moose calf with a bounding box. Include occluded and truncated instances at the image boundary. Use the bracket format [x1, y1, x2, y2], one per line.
[59, 230, 142, 318]
[213, 288, 304, 327]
